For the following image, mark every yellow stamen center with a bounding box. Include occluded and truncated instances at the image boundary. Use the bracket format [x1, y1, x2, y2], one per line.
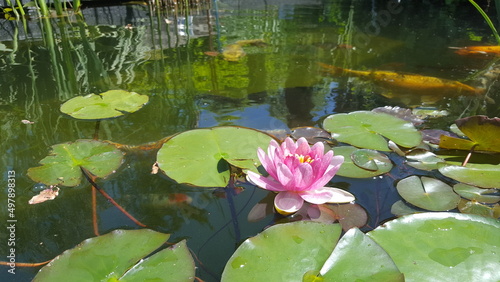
[296, 154, 314, 163]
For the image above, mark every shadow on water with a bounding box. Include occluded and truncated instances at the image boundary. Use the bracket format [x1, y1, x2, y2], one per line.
[1, 0, 499, 281]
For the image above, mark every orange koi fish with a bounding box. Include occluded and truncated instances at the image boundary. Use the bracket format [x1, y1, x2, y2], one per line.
[319, 63, 483, 103]
[451, 45, 500, 56]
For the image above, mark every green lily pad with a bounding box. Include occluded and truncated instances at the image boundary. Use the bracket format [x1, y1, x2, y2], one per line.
[351, 149, 392, 171]
[453, 183, 500, 203]
[60, 90, 149, 120]
[157, 126, 274, 187]
[438, 163, 500, 188]
[27, 140, 124, 187]
[439, 116, 500, 153]
[458, 199, 499, 219]
[390, 200, 422, 217]
[221, 221, 342, 281]
[405, 150, 445, 171]
[333, 146, 392, 178]
[34, 229, 195, 281]
[368, 212, 500, 282]
[319, 228, 404, 281]
[396, 176, 460, 211]
[322, 111, 422, 151]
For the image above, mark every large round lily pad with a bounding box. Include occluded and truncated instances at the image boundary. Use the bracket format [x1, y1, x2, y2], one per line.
[322, 111, 422, 151]
[368, 213, 500, 282]
[221, 221, 342, 281]
[157, 126, 274, 187]
[438, 163, 500, 188]
[319, 228, 403, 281]
[27, 140, 124, 187]
[60, 90, 149, 120]
[34, 229, 195, 281]
[333, 146, 392, 178]
[396, 176, 460, 211]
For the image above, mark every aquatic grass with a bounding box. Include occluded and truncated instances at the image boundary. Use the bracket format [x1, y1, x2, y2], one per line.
[469, 0, 500, 45]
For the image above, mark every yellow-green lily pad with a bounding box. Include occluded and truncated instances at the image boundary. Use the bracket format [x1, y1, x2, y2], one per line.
[60, 90, 149, 120]
[458, 199, 500, 219]
[439, 115, 500, 153]
[323, 111, 422, 151]
[396, 176, 460, 211]
[351, 149, 392, 171]
[27, 140, 124, 187]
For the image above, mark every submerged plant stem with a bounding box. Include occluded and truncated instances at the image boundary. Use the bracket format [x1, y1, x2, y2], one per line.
[92, 186, 100, 236]
[469, 0, 500, 44]
[80, 167, 147, 228]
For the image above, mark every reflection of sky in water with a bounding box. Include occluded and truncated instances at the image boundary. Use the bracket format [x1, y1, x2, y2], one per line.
[312, 82, 338, 123]
[198, 104, 289, 131]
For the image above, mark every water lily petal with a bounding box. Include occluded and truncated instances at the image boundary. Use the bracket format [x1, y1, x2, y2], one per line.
[295, 137, 311, 156]
[283, 137, 297, 156]
[246, 171, 285, 192]
[258, 147, 278, 180]
[310, 141, 325, 158]
[276, 162, 295, 189]
[300, 187, 355, 204]
[295, 162, 313, 191]
[311, 150, 334, 180]
[274, 191, 304, 215]
[268, 139, 282, 160]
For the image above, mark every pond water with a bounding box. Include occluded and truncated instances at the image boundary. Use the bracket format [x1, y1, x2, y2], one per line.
[1, 0, 499, 281]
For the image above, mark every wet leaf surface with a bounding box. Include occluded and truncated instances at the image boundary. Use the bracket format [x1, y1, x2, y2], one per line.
[396, 176, 460, 211]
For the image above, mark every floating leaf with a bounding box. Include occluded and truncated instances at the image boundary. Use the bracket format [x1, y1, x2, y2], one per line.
[319, 228, 404, 281]
[27, 140, 124, 187]
[453, 183, 500, 203]
[351, 149, 392, 171]
[405, 150, 445, 171]
[396, 176, 460, 211]
[290, 126, 334, 144]
[28, 187, 60, 204]
[333, 146, 392, 178]
[458, 199, 499, 218]
[439, 115, 500, 153]
[322, 111, 422, 151]
[368, 213, 500, 281]
[321, 203, 368, 231]
[34, 229, 195, 281]
[372, 106, 423, 125]
[390, 200, 422, 217]
[221, 221, 342, 281]
[60, 90, 149, 120]
[157, 126, 274, 187]
[438, 163, 500, 188]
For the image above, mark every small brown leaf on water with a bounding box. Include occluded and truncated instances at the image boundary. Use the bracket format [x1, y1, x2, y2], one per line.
[29, 187, 60, 204]
[151, 161, 159, 174]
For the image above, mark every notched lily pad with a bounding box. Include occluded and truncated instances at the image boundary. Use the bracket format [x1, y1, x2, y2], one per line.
[396, 176, 460, 211]
[458, 199, 500, 219]
[27, 140, 124, 187]
[333, 146, 392, 178]
[34, 229, 195, 281]
[60, 90, 149, 120]
[323, 111, 422, 151]
[453, 183, 500, 203]
[157, 126, 274, 187]
[351, 149, 392, 171]
[439, 115, 500, 153]
[438, 163, 500, 188]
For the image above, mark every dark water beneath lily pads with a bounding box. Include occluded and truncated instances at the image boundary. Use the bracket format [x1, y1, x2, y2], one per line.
[1, 0, 499, 281]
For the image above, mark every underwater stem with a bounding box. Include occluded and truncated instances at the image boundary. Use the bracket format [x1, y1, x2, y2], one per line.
[469, 0, 500, 45]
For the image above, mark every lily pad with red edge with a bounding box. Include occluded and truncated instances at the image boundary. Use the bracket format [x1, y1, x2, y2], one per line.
[350, 149, 392, 171]
[368, 213, 500, 282]
[438, 163, 500, 188]
[396, 176, 460, 211]
[333, 146, 392, 178]
[290, 126, 334, 144]
[221, 221, 342, 281]
[60, 90, 149, 120]
[322, 111, 422, 151]
[27, 140, 124, 187]
[34, 229, 195, 281]
[157, 126, 275, 187]
[453, 183, 500, 203]
[439, 115, 500, 153]
[319, 228, 404, 281]
[458, 199, 499, 219]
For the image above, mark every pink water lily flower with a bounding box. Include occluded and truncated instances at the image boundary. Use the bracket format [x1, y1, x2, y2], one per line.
[246, 137, 355, 215]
